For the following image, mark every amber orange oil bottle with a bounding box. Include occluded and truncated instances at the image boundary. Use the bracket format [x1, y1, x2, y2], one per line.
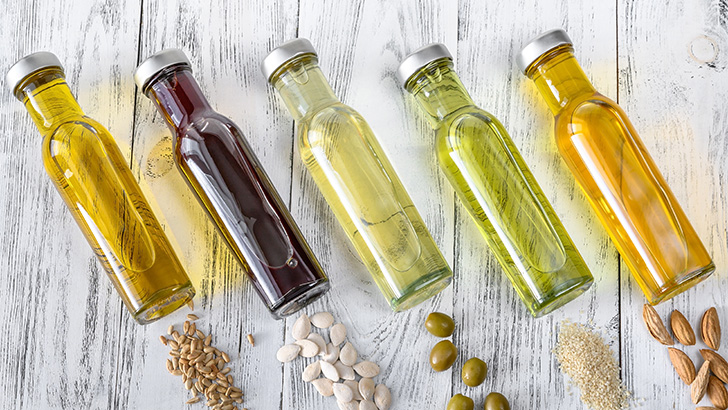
[6, 52, 195, 323]
[517, 29, 714, 304]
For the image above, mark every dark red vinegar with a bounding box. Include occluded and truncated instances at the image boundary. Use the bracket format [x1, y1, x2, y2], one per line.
[146, 67, 329, 318]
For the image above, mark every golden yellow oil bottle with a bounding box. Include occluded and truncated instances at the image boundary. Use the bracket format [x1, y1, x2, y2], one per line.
[262, 39, 452, 311]
[7, 52, 194, 323]
[398, 44, 593, 317]
[518, 30, 714, 304]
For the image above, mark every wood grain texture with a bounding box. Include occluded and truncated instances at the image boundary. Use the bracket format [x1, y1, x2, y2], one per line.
[0, 0, 726, 408]
[454, 1, 619, 408]
[619, 0, 728, 408]
[0, 0, 141, 409]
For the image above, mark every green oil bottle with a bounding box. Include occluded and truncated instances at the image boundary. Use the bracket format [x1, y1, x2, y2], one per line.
[398, 44, 593, 317]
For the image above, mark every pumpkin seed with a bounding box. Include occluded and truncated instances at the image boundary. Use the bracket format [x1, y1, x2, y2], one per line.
[292, 314, 311, 340]
[308, 333, 327, 355]
[374, 384, 391, 410]
[320, 360, 340, 381]
[340, 342, 358, 366]
[302, 361, 321, 382]
[359, 377, 375, 401]
[323, 343, 340, 364]
[276, 344, 301, 363]
[353, 361, 380, 378]
[330, 323, 347, 346]
[333, 382, 354, 403]
[311, 378, 334, 397]
[334, 360, 355, 380]
[295, 339, 320, 357]
[311, 312, 335, 328]
[344, 380, 362, 401]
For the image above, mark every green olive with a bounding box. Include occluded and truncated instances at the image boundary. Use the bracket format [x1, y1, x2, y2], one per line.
[425, 312, 455, 337]
[446, 394, 474, 410]
[461, 357, 487, 387]
[429, 340, 458, 372]
[484, 392, 510, 410]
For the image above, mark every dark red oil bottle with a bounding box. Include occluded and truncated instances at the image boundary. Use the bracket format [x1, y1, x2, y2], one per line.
[135, 49, 329, 318]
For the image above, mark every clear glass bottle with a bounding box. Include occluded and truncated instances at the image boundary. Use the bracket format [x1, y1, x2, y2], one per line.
[397, 44, 593, 317]
[135, 49, 329, 318]
[517, 29, 714, 304]
[261, 39, 452, 311]
[6, 52, 195, 324]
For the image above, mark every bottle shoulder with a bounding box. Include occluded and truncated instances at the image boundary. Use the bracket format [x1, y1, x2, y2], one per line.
[435, 107, 510, 148]
[555, 92, 625, 131]
[297, 102, 371, 142]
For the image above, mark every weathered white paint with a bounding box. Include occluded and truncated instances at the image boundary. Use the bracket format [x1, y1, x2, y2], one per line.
[0, 0, 725, 408]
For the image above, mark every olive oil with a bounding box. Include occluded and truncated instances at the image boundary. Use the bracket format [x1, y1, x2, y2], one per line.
[399, 44, 593, 317]
[262, 39, 452, 311]
[7, 52, 194, 324]
[518, 29, 714, 304]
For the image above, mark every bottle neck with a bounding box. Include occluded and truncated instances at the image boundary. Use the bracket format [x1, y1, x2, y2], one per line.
[270, 56, 339, 121]
[405, 59, 475, 128]
[526, 45, 596, 115]
[146, 67, 213, 130]
[17, 68, 85, 135]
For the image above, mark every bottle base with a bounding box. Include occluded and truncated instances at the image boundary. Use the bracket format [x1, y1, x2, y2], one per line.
[528, 275, 594, 318]
[132, 282, 196, 325]
[269, 278, 331, 319]
[647, 261, 715, 305]
[389, 267, 453, 312]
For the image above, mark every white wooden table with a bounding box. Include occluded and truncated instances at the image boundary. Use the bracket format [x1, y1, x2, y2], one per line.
[1, 0, 726, 408]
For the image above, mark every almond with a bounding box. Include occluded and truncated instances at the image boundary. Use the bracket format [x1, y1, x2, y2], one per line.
[668, 347, 696, 384]
[671, 310, 696, 346]
[642, 304, 674, 345]
[707, 375, 728, 409]
[698, 407, 722, 410]
[702, 307, 722, 350]
[693, 360, 712, 403]
[702, 350, 728, 384]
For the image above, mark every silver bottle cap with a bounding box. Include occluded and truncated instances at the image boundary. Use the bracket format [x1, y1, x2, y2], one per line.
[516, 29, 573, 74]
[396, 43, 453, 87]
[6, 52, 64, 94]
[261, 38, 317, 82]
[134, 49, 191, 91]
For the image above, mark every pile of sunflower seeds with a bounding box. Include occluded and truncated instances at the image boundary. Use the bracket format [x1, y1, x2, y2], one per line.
[160, 313, 245, 409]
[277, 312, 392, 410]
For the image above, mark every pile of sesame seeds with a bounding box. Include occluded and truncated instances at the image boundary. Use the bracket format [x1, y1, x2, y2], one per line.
[160, 313, 245, 409]
[554, 321, 630, 410]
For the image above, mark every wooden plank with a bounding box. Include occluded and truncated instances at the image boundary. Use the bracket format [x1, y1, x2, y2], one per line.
[619, 0, 728, 408]
[282, 0, 458, 408]
[455, 0, 619, 407]
[121, 0, 300, 408]
[0, 0, 141, 408]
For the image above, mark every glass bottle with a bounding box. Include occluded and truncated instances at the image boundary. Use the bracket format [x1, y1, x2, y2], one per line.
[397, 44, 593, 317]
[261, 39, 452, 311]
[6, 52, 195, 324]
[135, 49, 330, 318]
[517, 29, 714, 304]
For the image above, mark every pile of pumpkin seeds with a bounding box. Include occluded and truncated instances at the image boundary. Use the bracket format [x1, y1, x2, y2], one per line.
[277, 312, 392, 409]
[160, 313, 245, 409]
